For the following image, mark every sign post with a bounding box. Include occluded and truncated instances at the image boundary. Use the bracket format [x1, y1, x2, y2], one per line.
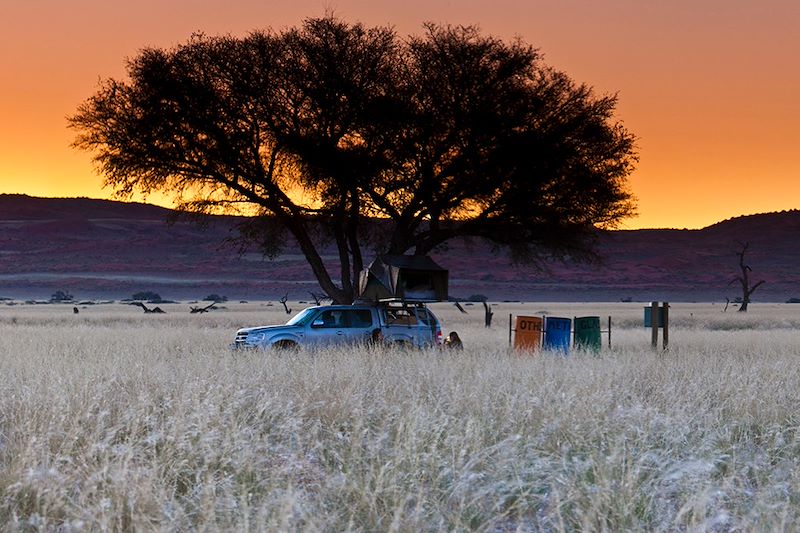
[647, 301, 670, 352]
[650, 301, 659, 350]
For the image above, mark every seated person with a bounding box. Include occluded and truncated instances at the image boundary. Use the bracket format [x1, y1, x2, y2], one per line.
[444, 331, 463, 350]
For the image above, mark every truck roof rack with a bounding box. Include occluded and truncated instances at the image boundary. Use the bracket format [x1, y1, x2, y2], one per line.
[353, 297, 437, 305]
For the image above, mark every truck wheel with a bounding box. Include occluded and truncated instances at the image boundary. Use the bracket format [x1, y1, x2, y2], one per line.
[273, 340, 299, 351]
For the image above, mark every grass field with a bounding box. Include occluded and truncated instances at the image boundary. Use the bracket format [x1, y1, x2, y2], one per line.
[1, 301, 800, 531]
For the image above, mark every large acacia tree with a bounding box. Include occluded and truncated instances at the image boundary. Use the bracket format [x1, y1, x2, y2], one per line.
[70, 17, 637, 303]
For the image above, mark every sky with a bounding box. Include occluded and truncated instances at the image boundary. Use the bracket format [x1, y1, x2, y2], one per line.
[1, 0, 798, 229]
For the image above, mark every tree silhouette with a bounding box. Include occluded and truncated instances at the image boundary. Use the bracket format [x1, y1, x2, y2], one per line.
[729, 241, 765, 312]
[131, 291, 162, 302]
[70, 17, 637, 303]
[50, 290, 73, 302]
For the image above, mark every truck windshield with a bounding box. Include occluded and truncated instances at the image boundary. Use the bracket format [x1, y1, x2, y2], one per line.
[415, 307, 435, 326]
[286, 308, 317, 326]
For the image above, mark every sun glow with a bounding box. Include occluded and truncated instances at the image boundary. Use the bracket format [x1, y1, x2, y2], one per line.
[2, 0, 798, 229]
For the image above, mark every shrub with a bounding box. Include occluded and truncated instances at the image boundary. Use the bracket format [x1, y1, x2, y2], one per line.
[50, 290, 74, 302]
[132, 291, 162, 302]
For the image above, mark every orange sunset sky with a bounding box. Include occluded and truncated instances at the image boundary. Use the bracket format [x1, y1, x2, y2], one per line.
[1, 0, 798, 229]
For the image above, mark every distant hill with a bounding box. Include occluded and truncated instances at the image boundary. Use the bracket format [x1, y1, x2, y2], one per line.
[0, 194, 798, 302]
[0, 194, 173, 220]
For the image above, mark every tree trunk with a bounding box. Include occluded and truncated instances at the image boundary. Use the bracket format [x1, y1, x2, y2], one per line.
[732, 242, 765, 313]
[333, 219, 354, 299]
[483, 301, 493, 327]
[347, 189, 364, 299]
[282, 215, 350, 304]
[739, 294, 750, 312]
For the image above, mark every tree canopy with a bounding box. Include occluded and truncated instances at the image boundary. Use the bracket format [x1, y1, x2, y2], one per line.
[70, 17, 637, 303]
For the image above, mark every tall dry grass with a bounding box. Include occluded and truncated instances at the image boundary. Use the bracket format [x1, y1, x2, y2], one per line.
[1, 302, 800, 531]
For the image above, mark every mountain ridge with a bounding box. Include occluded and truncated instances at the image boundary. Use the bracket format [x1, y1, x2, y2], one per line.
[0, 194, 797, 302]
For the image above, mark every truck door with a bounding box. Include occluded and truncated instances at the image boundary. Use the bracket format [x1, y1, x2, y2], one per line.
[340, 308, 376, 344]
[307, 309, 347, 346]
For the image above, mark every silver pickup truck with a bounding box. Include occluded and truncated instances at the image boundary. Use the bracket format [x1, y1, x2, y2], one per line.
[232, 302, 443, 350]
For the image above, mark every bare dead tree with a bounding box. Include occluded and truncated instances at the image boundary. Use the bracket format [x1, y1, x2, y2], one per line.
[453, 301, 468, 314]
[728, 241, 765, 312]
[309, 291, 331, 306]
[483, 301, 494, 327]
[131, 301, 166, 314]
[280, 293, 292, 314]
[190, 302, 217, 314]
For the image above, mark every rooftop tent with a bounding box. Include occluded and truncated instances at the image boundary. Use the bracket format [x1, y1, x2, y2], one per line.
[357, 255, 449, 302]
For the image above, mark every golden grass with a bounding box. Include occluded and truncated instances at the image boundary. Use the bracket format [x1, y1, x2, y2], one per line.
[1, 301, 799, 530]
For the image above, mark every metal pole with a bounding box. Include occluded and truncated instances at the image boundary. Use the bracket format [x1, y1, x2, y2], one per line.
[573, 316, 577, 348]
[508, 313, 512, 347]
[608, 316, 612, 349]
[542, 315, 547, 349]
[662, 302, 670, 351]
[651, 301, 659, 350]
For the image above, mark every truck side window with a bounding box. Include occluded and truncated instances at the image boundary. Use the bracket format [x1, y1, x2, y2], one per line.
[314, 310, 342, 328]
[347, 309, 373, 328]
[415, 308, 432, 326]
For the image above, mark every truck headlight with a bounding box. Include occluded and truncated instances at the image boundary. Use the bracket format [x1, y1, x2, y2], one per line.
[248, 332, 266, 343]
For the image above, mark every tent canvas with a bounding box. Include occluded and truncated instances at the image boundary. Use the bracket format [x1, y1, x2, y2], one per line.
[357, 255, 448, 302]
